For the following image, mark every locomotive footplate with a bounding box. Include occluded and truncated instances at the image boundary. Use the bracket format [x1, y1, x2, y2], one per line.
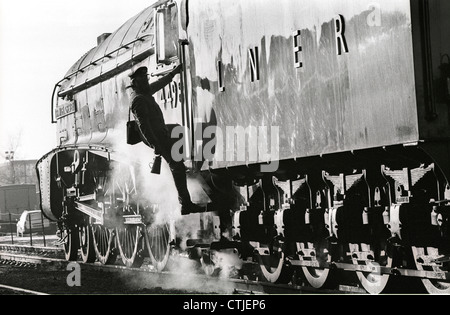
[74, 200, 128, 227]
[74, 201, 104, 223]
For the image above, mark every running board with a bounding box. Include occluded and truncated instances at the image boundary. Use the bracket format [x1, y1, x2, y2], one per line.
[74, 201, 103, 223]
[74, 201, 143, 226]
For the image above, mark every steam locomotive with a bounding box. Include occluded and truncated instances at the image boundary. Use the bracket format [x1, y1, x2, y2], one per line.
[37, 0, 450, 294]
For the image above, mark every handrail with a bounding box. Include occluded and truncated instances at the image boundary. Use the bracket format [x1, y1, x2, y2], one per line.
[62, 34, 152, 82]
[52, 34, 154, 123]
[150, 64, 176, 77]
[57, 46, 154, 98]
[51, 78, 69, 124]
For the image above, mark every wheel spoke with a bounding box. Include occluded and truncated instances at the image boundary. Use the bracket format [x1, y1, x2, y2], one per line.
[92, 225, 116, 265]
[146, 220, 173, 273]
[63, 227, 79, 262]
[116, 225, 144, 268]
[80, 225, 96, 263]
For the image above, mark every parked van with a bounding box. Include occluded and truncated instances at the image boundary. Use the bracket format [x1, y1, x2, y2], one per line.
[16, 210, 53, 237]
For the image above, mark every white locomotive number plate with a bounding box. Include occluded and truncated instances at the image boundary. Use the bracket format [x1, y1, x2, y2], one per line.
[55, 101, 76, 120]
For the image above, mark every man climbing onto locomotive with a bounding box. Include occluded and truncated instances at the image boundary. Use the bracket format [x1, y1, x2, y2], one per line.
[128, 65, 204, 215]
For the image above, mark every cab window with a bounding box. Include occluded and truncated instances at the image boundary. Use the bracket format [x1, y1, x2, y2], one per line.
[156, 3, 179, 64]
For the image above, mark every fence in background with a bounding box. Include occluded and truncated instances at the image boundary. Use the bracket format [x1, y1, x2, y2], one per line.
[0, 211, 56, 247]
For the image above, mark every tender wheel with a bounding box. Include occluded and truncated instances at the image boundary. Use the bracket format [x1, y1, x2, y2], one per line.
[301, 241, 333, 289]
[92, 225, 117, 265]
[350, 243, 392, 294]
[79, 224, 96, 263]
[256, 240, 292, 284]
[412, 246, 450, 294]
[302, 266, 331, 288]
[63, 226, 79, 261]
[256, 248, 291, 283]
[116, 225, 145, 268]
[145, 221, 173, 272]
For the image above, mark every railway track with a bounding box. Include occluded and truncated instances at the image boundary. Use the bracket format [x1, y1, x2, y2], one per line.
[0, 284, 49, 295]
[0, 244, 365, 295]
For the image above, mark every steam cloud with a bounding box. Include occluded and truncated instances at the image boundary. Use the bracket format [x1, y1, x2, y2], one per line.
[105, 122, 243, 293]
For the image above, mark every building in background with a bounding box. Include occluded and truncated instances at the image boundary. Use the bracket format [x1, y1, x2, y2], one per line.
[0, 158, 38, 186]
[0, 158, 40, 227]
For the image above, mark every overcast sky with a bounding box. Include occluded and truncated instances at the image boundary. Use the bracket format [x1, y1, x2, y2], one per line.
[0, 0, 155, 162]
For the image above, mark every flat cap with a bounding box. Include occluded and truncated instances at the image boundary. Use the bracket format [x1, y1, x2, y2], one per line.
[129, 67, 148, 79]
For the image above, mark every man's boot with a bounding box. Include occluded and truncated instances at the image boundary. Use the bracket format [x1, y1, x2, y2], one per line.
[169, 161, 205, 215]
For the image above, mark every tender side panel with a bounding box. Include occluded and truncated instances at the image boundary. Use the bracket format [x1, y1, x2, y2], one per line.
[187, 0, 419, 169]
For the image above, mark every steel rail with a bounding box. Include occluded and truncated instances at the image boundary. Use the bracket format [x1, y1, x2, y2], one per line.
[0, 284, 49, 296]
[1, 242, 448, 293]
[0, 246, 357, 295]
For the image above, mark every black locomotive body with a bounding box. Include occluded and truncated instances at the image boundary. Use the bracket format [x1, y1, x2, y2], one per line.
[37, 0, 450, 293]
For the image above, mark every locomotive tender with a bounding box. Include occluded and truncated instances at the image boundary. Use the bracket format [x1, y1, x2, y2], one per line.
[37, 0, 450, 293]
